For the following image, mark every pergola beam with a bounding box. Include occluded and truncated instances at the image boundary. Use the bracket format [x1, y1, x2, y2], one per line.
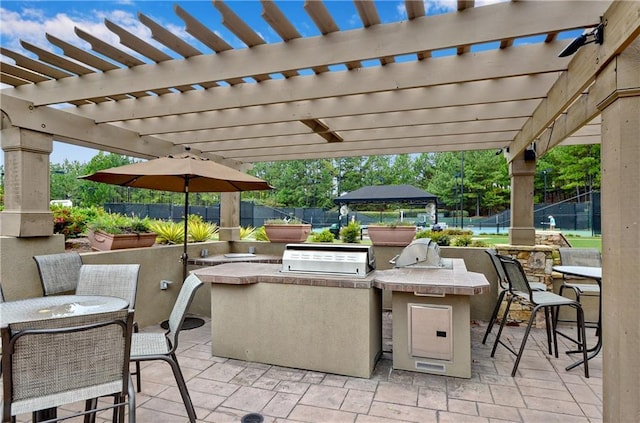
[508, 0, 640, 161]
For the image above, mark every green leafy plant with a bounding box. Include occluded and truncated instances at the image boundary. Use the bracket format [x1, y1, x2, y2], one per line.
[240, 226, 256, 239]
[373, 220, 415, 228]
[148, 220, 184, 244]
[340, 221, 361, 243]
[87, 211, 152, 234]
[254, 226, 269, 241]
[310, 229, 335, 243]
[451, 234, 473, 246]
[188, 219, 218, 242]
[52, 205, 91, 238]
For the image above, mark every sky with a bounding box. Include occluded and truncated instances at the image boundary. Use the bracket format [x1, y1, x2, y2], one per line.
[1, 0, 511, 165]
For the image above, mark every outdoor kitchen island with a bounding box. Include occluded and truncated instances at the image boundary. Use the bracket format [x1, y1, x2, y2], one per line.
[193, 261, 382, 378]
[374, 258, 490, 378]
[193, 241, 489, 379]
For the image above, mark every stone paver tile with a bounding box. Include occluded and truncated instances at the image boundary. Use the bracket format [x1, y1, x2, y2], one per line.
[231, 366, 269, 386]
[345, 377, 379, 392]
[558, 372, 587, 385]
[199, 361, 245, 382]
[523, 396, 584, 416]
[262, 392, 301, 418]
[514, 377, 566, 391]
[263, 366, 307, 382]
[253, 376, 281, 390]
[374, 382, 419, 406]
[579, 403, 602, 419]
[202, 406, 257, 423]
[479, 373, 517, 387]
[447, 380, 493, 403]
[355, 415, 407, 423]
[188, 376, 241, 397]
[135, 405, 191, 423]
[437, 411, 489, 422]
[288, 404, 356, 423]
[412, 372, 447, 390]
[302, 371, 326, 384]
[322, 374, 349, 387]
[341, 389, 375, 414]
[157, 386, 225, 411]
[519, 408, 589, 423]
[138, 396, 202, 420]
[489, 385, 525, 408]
[275, 380, 311, 395]
[221, 386, 276, 412]
[417, 386, 447, 410]
[517, 384, 572, 401]
[139, 361, 201, 387]
[477, 403, 522, 421]
[565, 383, 601, 405]
[387, 370, 415, 385]
[368, 401, 438, 423]
[448, 398, 478, 415]
[514, 368, 559, 381]
[299, 384, 348, 409]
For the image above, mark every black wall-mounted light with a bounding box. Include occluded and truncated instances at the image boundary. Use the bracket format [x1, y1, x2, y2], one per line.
[558, 19, 604, 58]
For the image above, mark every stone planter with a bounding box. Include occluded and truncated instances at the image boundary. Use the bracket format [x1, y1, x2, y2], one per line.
[264, 224, 311, 243]
[367, 225, 416, 247]
[88, 230, 157, 251]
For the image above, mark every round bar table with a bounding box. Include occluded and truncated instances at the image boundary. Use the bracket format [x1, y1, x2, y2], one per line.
[552, 265, 602, 371]
[0, 295, 129, 326]
[1, 295, 129, 422]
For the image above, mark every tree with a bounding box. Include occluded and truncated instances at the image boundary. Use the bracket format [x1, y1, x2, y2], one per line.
[77, 153, 136, 207]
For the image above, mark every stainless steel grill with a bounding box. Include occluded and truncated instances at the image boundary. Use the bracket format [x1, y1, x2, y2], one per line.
[390, 238, 452, 269]
[281, 243, 376, 278]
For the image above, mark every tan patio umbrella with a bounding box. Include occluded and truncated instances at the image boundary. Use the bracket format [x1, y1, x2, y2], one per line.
[80, 152, 273, 280]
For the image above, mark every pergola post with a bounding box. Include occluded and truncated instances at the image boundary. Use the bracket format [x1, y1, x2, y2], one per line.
[508, 151, 536, 246]
[0, 126, 53, 237]
[598, 40, 640, 422]
[218, 191, 241, 241]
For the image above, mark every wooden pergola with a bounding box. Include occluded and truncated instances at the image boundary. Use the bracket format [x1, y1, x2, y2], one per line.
[1, 2, 638, 420]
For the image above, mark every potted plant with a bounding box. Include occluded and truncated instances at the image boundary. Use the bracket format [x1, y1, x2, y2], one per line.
[367, 221, 416, 246]
[263, 218, 311, 243]
[87, 212, 157, 251]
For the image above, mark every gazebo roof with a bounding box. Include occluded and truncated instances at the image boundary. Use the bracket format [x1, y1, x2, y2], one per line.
[334, 185, 437, 205]
[1, 1, 637, 167]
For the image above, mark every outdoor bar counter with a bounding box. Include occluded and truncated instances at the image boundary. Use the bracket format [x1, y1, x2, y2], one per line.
[374, 259, 490, 378]
[194, 259, 489, 379]
[193, 263, 381, 378]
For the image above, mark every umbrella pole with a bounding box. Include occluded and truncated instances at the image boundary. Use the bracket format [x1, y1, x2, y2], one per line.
[182, 179, 189, 282]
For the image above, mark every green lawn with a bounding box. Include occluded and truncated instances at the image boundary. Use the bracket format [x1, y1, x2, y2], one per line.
[474, 234, 602, 251]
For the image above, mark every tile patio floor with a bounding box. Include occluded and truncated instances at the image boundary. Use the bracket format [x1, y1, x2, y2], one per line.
[49, 313, 602, 423]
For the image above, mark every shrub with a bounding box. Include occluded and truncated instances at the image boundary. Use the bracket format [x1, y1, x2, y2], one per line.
[340, 221, 361, 243]
[451, 235, 473, 246]
[188, 219, 218, 242]
[52, 205, 89, 238]
[88, 211, 152, 234]
[254, 226, 269, 241]
[240, 226, 256, 239]
[311, 229, 335, 243]
[470, 239, 490, 248]
[148, 220, 184, 244]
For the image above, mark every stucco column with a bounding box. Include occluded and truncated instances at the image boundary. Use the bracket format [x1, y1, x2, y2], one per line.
[508, 151, 536, 245]
[218, 191, 240, 241]
[599, 44, 640, 423]
[0, 127, 53, 237]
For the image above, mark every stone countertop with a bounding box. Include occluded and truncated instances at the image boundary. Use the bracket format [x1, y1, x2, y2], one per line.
[188, 254, 282, 266]
[373, 258, 490, 296]
[193, 259, 489, 295]
[193, 263, 375, 289]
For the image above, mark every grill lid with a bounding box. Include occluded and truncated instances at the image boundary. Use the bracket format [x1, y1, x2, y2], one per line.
[281, 243, 376, 278]
[390, 238, 452, 269]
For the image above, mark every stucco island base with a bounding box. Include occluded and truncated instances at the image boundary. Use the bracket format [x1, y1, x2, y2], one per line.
[194, 263, 382, 378]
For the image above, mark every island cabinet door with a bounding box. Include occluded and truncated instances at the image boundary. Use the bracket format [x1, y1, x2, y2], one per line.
[408, 304, 453, 361]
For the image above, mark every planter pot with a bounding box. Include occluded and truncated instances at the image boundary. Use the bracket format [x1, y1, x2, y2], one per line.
[367, 225, 416, 247]
[264, 224, 311, 243]
[88, 230, 157, 251]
